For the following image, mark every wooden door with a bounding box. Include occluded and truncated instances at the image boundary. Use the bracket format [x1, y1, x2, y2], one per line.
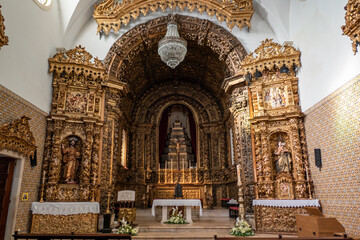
[0, 157, 15, 240]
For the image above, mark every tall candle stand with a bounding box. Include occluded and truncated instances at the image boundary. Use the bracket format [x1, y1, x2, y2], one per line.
[39, 170, 46, 203]
[305, 166, 312, 199]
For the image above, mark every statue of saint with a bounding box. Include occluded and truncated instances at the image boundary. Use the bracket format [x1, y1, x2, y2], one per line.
[62, 139, 81, 183]
[275, 141, 291, 173]
[174, 182, 183, 199]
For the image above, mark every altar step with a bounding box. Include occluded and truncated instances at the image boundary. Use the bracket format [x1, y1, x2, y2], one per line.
[133, 208, 234, 240]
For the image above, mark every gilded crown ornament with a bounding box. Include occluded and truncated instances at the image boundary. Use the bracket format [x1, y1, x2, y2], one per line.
[240, 39, 301, 76]
[158, 15, 187, 69]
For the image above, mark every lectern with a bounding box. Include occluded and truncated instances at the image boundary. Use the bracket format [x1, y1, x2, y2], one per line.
[296, 207, 345, 237]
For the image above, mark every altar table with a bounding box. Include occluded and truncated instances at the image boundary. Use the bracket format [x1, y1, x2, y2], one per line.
[252, 199, 320, 232]
[31, 202, 100, 234]
[151, 199, 202, 223]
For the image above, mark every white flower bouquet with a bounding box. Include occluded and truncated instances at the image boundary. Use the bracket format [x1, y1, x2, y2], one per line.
[117, 218, 139, 235]
[230, 218, 254, 237]
[165, 206, 188, 224]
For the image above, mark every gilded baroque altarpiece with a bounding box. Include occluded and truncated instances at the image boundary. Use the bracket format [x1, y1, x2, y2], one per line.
[38, 14, 314, 235]
[240, 39, 313, 232]
[41, 15, 256, 222]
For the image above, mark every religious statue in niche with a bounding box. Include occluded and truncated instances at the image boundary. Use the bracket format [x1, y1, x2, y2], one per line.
[62, 136, 82, 183]
[274, 141, 291, 174]
[66, 92, 87, 113]
[264, 86, 288, 109]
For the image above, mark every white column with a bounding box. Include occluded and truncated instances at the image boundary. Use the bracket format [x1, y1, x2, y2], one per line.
[185, 206, 193, 224]
[161, 206, 168, 223]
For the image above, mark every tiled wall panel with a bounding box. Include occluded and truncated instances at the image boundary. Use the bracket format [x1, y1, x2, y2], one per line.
[0, 84, 47, 232]
[305, 75, 360, 238]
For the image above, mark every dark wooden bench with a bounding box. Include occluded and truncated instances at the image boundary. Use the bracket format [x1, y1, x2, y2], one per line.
[13, 232, 131, 240]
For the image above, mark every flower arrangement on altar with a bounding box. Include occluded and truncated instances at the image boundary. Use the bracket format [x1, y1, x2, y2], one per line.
[230, 218, 254, 237]
[166, 206, 188, 224]
[117, 218, 139, 235]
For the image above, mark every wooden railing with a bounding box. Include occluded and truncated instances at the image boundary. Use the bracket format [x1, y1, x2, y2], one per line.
[214, 235, 352, 240]
[13, 232, 131, 240]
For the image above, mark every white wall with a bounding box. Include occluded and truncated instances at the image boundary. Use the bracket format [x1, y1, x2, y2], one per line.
[289, 0, 360, 111]
[0, 0, 64, 113]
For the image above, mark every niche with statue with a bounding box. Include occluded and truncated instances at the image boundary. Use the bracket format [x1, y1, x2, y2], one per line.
[270, 132, 294, 199]
[61, 135, 83, 184]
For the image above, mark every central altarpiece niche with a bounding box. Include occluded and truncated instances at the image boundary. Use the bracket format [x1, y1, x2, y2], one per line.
[160, 105, 196, 170]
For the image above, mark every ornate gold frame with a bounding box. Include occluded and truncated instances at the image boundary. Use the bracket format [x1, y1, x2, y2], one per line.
[341, 0, 360, 54]
[0, 116, 36, 158]
[93, 0, 254, 34]
[0, 5, 9, 49]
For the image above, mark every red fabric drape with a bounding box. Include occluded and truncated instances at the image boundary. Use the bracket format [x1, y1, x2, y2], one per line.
[188, 109, 196, 159]
[158, 108, 169, 163]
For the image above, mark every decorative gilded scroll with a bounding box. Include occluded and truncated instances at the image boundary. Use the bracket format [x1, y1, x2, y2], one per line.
[93, 0, 254, 34]
[341, 0, 360, 54]
[0, 5, 9, 49]
[240, 39, 301, 76]
[0, 116, 36, 158]
[31, 213, 98, 234]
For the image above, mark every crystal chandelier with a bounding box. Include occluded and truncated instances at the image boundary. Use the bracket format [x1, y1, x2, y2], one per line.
[158, 18, 187, 69]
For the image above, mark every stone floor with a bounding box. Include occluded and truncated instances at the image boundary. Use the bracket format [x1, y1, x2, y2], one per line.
[128, 208, 296, 240]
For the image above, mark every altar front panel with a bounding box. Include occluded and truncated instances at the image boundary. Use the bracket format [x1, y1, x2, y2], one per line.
[31, 213, 98, 234]
[254, 200, 320, 233]
[30, 202, 99, 234]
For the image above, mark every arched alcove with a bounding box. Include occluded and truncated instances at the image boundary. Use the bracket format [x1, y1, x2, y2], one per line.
[100, 15, 253, 209]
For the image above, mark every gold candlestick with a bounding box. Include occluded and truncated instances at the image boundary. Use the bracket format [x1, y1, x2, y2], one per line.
[39, 170, 46, 203]
[305, 166, 312, 199]
[106, 186, 111, 214]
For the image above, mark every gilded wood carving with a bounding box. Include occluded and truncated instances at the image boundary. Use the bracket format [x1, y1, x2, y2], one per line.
[31, 213, 98, 234]
[45, 46, 108, 202]
[0, 5, 8, 49]
[0, 116, 37, 158]
[255, 206, 306, 232]
[342, 0, 360, 54]
[241, 39, 312, 232]
[242, 39, 311, 200]
[93, 0, 254, 34]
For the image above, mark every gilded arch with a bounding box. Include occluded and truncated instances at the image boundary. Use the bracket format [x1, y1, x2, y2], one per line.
[104, 14, 247, 95]
[94, 0, 254, 34]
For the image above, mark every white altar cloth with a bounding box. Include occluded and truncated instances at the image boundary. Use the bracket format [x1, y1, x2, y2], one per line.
[252, 199, 320, 208]
[31, 202, 100, 215]
[152, 199, 202, 223]
[151, 199, 202, 217]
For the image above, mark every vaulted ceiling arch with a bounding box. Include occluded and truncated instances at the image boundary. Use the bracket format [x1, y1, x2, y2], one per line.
[104, 14, 247, 102]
